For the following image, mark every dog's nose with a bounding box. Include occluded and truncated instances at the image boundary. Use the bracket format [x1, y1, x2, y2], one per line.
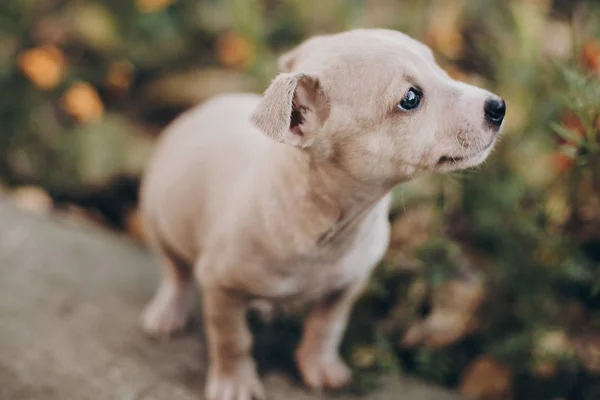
[484, 97, 506, 127]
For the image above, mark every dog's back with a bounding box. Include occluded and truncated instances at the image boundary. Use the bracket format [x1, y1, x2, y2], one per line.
[140, 93, 269, 261]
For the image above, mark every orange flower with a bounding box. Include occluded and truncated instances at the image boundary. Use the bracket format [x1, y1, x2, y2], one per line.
[17, 45, 65, 90]
[215, 32, 255, 69]
[62, 81, 104, 123]
[135, 0, 176, 13]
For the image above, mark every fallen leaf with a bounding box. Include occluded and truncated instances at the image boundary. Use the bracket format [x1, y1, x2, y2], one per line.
[402, 277, 485, 348]
[460, 356, 512, 399]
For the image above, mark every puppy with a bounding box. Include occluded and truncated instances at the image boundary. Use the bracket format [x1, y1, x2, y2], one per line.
[139, 29, 505, 400]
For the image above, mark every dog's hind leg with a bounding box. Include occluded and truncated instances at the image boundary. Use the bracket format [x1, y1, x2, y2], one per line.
[140, 226, 195, 339]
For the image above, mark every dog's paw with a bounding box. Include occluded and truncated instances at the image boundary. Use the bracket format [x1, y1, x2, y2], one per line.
[295, 347, 352, 391]
[205, 361, 266, 400]
[140, 282, 192, 339]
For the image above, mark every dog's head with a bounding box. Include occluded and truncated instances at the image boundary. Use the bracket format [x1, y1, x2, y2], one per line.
[252, 29, 505, 184]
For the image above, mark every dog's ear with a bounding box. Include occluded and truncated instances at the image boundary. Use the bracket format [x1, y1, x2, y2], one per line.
[251, 72, 329, 148]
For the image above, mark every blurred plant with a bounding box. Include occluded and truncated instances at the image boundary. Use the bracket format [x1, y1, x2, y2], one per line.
[551, 65, 600, 226]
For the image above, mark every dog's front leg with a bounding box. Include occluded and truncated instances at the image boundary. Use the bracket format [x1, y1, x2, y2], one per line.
[202, 285, 265, 400]
[295, 282, 365, 391]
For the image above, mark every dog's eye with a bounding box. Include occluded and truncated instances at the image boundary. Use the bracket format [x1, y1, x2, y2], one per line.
[397, 88, 422, 111]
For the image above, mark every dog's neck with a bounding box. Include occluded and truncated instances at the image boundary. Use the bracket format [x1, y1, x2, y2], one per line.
[309, 162, 392, 244]
[265, 144, 392, 247]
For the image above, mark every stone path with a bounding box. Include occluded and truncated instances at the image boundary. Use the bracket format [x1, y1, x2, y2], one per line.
[0, 202, 463, 400]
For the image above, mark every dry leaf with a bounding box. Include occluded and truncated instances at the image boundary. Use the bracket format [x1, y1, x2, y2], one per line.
[11, 186, 53, 215]
[460, 356, 512, 399]
[402, 277, 485, 348]
[62, 81, 104, 124]
[17, 45, 65, 90]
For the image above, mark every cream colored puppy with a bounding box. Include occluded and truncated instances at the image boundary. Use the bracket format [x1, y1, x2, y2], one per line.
[139, 29, 505, 400]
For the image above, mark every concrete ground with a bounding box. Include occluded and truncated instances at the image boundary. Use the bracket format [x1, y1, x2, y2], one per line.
[0, 201, 463, 400]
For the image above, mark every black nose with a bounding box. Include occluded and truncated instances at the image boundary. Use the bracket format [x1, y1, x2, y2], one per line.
[484, 97, 506, 127]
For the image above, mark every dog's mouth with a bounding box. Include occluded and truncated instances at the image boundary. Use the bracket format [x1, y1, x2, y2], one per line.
[437, 138, 496, 166]
[437, 155, 464, 165]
